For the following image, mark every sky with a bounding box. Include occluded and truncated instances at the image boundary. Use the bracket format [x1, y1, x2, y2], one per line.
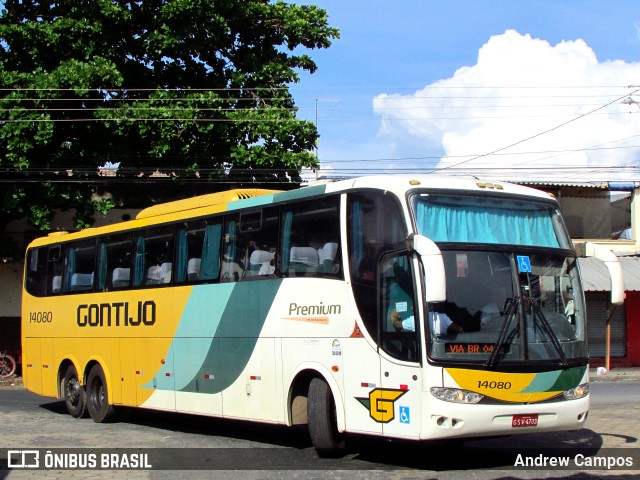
[289, 1, 640, 183]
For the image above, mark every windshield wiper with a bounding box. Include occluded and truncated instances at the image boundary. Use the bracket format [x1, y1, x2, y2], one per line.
[485, 297, 519, 368]
[529, 299, 568, 367]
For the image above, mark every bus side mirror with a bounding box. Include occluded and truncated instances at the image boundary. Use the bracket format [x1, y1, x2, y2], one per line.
[407, 234, 446, 303]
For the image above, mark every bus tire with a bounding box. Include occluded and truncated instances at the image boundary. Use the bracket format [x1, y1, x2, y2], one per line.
[86, 364, 117, 423]
[307, 377, 345, 457]
[63, 365, 87, 418]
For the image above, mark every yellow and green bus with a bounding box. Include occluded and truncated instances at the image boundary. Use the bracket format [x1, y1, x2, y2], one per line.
[22, 175, 615, 456]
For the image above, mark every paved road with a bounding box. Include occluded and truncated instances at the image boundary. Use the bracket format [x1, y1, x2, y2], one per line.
[1, 383, 639, 479]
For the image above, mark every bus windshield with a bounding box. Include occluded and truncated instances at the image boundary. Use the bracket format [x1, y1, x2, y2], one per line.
[426, 250, 586, 365]
[410, 193, 586, 366]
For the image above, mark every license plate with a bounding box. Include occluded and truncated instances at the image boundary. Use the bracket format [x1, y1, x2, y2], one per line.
[512, 414, 538, 427]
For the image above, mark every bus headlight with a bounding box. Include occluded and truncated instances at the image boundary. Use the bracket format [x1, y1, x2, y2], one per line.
[563, 383, 589, 400]
[430, 387, 484, 404]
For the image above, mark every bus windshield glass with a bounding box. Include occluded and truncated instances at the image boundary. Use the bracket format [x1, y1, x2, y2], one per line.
[410, 193, 586, 366]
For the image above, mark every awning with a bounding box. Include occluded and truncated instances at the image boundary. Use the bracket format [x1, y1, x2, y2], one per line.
[577, 257, 640, 292]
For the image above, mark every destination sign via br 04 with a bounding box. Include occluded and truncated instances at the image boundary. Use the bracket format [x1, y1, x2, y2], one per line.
[446, 343, 509, 354]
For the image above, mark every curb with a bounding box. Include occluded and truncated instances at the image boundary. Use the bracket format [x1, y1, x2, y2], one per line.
[589, 369, 640, 382]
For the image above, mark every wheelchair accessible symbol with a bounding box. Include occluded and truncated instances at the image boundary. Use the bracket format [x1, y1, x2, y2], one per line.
[517, 255, 531, 273]
[399, 406, 410, 424]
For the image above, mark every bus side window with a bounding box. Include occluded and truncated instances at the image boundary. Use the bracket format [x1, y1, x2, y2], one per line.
[175, 219, 222, 283]
[348, 191, 407, 341]
[280, 196, 341, 278]
[139, 227, 175, 286]
[101, 233, 132, 291]
[25, 247, 47, 297]
[242, 207, 278, 279]
[65, 240, 96, 293]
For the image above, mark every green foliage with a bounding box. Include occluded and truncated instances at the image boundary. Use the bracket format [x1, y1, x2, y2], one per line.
[0, 0, 339, 230]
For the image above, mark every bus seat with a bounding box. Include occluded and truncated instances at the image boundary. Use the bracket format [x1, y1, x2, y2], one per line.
[52, 275, 62, 293]
[70, 272, 94, 291]
[289, 246, 319, 274]
[112, 267, 130, 288]
[318, 242, 338, 273]
[187, 258, 201, 281]
[160, 262, 172, 283]
[220, 260, 243, 282]
[146, 265, 163, 284]
[249, 250, 275, 276]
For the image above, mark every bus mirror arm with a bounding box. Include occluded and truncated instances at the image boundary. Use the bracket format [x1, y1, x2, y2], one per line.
[406, 234, 447, 303]
[579, 242, 624, 306]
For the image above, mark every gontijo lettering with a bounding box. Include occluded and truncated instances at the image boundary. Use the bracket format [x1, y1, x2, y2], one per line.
[77, 301, 156, 327]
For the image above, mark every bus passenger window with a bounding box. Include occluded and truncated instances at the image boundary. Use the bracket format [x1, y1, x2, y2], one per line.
[133, 227, 174, 287]
[176, 220, 222, 283]
[25, 247, 47, 297]
[242, 207, 278, 279]
[101, 233, 132, 290]
[65, 240, 96, 293]
[280, 196, 341, 278]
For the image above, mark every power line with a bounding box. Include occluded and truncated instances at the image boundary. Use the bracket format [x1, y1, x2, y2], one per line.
[430, 89, 640, 174]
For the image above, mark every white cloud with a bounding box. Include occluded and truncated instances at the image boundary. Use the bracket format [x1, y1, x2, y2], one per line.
[373, 30, 640, 181]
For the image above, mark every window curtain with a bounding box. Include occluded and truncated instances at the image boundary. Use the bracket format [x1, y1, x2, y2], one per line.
[281, 211, 293, 273]
[415, 202, 560, 248]
[98, 242, 107, 290]
[350, 200, 363, 272]
[134, 236, 145, 286]
[176, 228, 188, 283]
[65, 247, 76, 291]
[200, 223, 221, 280]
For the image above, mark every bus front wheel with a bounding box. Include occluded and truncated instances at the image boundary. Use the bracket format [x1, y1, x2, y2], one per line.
[63, 365, 87, 418]
[307, 377, 346, 457]
[86, 364, 117, 423]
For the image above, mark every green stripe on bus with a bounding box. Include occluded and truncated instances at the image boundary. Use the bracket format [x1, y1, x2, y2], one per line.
[180, 280, 283, 394]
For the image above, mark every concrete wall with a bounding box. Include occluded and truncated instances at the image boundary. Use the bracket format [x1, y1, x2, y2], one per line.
[0, 262, 23, 317]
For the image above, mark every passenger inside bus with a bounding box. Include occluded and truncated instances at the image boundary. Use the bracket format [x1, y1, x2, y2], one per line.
[385, 263, 463, 335]
[392, 310, 464, 335]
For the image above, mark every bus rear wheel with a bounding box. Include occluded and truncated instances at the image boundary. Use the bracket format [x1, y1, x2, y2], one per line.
[307, 377, 346, 457]
[63, 365, 87, 418]
[86, 364, 117, 423]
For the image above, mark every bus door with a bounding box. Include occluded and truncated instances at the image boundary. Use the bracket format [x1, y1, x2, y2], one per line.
[378, 252, 423, 438]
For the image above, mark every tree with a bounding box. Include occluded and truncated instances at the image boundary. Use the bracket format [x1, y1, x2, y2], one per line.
[0, 0, 339, 239]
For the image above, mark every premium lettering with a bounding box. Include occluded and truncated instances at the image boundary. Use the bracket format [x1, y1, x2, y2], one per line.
[288, 302, 341, 316]
[77, 301, 156, 327]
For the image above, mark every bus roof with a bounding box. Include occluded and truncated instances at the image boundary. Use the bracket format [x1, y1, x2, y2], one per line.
[136, 188, 282, 219]
[26, 174, 555, 248]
